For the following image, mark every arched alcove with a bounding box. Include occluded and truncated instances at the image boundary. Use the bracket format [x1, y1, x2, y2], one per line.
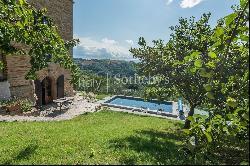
[41, 77, 53, 105]
[34, 80, 42, 106]
[57, 75, 64, 99]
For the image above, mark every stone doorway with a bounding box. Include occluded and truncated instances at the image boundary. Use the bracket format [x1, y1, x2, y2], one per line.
[35, 75, 66, 106]
[34, 80, 42, 106]
[57, 75, 64, 99]
[41, 77, 53, 105]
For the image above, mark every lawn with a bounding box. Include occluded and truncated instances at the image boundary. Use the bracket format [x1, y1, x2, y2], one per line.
[95, 94, 110, 101]
[0, 110, 186, 165]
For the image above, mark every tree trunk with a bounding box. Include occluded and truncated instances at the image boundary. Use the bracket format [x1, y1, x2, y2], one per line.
[184, 105, 195, 129]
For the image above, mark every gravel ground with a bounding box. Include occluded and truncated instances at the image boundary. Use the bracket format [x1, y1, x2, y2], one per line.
[0, 99, 101, 122]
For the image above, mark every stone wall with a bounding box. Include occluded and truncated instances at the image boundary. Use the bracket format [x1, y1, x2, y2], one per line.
[5, 55, 35, 101]
[28, 0, 73, 42]
[5, 0, 74, 101]
[6, 55, 32, 87]
[5, 55, 74, 101]
[36, 63, 74, 98]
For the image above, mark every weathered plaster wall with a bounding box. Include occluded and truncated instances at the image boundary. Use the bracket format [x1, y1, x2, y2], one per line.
[0, 81, 11, 99]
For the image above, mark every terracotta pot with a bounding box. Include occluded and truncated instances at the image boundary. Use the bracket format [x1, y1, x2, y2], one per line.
[6, 103, 21, 114]
[0, 105, 5, 110]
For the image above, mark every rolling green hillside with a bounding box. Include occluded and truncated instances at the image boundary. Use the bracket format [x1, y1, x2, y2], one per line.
[74, 58, 137, 77]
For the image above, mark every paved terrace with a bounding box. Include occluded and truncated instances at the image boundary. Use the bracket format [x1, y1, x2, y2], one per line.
[0, 97, 101, 122]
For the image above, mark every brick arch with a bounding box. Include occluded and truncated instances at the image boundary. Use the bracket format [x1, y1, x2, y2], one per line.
[34, 80, 42, 106]
[56, 75, 64, 98]
[34, 75, 57, 106]
[41, 76, 55, 105]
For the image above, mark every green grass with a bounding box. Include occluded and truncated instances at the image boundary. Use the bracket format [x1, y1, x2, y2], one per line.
[0, 111, 186, 165]
[96, 94, 110, 100]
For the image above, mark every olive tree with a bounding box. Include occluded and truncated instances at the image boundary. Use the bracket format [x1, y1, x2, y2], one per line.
[130, 13, 215, 128]
[131, 0, 249, 163]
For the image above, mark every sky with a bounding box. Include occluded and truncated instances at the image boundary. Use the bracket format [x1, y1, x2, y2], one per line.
[73, 0, 239, 61]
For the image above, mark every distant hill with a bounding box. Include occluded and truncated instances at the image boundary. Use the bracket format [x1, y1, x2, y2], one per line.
[74, 58, 137, 77]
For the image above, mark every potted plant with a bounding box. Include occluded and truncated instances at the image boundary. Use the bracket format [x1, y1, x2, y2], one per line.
[3, 98, 21, 115]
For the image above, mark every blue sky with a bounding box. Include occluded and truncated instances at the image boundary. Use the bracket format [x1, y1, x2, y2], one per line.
[73, 0, 238, 60]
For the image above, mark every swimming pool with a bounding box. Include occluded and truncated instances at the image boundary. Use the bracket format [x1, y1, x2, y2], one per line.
[104, 96, 173, 113]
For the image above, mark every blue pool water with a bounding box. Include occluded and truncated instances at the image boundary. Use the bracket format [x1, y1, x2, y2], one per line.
[105, 96, 173, 113]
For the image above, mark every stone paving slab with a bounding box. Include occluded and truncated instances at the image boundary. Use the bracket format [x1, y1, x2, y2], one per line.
[104, 107, 183, 121]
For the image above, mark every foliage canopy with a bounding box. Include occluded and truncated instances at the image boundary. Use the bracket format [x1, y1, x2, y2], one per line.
[130, 0, 249, 163]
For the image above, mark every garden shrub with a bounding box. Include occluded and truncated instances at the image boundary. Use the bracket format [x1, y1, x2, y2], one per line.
[19, 99, 33, 112]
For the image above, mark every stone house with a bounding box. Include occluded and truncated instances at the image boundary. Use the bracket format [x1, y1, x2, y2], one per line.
[0, 0, 74, 105]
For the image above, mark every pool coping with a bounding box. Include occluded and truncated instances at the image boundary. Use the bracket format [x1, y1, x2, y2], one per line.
[100, 95, 179, 118]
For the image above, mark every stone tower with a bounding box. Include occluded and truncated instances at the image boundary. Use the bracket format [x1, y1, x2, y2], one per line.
[0, 0, 74, 105]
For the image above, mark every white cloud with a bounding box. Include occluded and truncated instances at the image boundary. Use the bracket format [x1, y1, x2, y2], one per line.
[125, 40, 134, 45]
[166, 0, 174, 5]
[180, 0, 204, 8]
[165, 0, 204, 8]
[73, 35, 135, 60]
[102, 38, 117, 45]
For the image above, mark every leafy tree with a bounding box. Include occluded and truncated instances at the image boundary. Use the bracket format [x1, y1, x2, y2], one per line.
[130, 13, 214, 128]
[182, 1, 249, 163]
[131, 0, 249, 163]
[0, 0, 80, 84]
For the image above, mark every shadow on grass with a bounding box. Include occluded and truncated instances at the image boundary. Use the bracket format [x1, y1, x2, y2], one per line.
[3, 144, 38, 165]
[109, 129, 186, 165]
